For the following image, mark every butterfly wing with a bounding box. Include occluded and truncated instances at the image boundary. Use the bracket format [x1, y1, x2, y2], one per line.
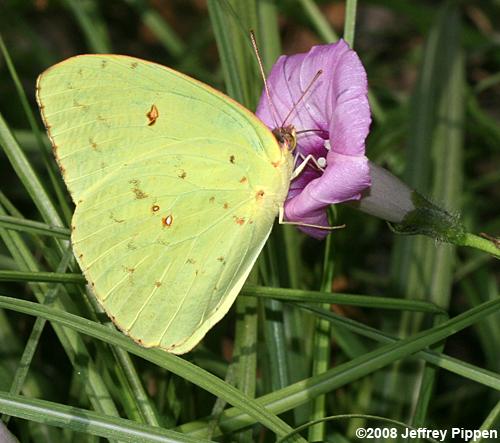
[37, 55, 292, 353]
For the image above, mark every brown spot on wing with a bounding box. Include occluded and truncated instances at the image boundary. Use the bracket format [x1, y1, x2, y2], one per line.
[154, 281, 162, 288]
[133, 188, 148, 199]
[239, 176, 247, 184]
[256, 190, 265, 200]
[89, 137, 98, 150]
[162, 214, 173, 227]
[223, 202, 229, 209]
[217, 256, 224, 262]
[131, 62, 138, 69]
[129, 179, 148, 199]
[229, 155, 235, 164]
[233, 216, 245, 225]
[124, 266, 136, 285]
[209, 196, 215, 203]
[110, 212, 125, 223]
[178, 169, 187, 179]
[73, 100, 89, 112]
[147, 104, 159, 126]
[152, 204, 160, 213]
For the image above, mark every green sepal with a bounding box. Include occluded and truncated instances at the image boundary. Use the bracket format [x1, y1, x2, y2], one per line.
[388, 191, 466, 244]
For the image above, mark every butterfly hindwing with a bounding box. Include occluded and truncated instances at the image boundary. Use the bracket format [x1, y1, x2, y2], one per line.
[37, 55, 292, 353]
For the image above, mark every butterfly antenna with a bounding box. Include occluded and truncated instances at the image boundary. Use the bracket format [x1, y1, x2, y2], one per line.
[250, 30, 281, 129]
[296, 129, 325, 135]
[281, 69, 323, 127]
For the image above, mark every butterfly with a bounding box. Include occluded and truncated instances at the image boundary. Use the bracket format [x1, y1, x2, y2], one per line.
[36, 55, 294, 354]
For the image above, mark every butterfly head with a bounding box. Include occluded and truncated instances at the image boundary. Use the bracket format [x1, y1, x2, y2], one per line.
[272, 125, 297, 153]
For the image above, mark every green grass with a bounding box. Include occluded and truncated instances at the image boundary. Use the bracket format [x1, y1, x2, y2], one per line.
[0, 1, 499, 442]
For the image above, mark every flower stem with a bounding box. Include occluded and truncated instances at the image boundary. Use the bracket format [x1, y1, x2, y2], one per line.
[459, 233, 500, 258]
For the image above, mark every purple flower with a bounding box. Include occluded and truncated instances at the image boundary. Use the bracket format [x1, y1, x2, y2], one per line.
[256, 40, 371, 239]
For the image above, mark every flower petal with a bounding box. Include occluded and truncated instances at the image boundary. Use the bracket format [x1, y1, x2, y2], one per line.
[256, 40, 372, 238]
[285, 153, 371, 239]
[352, 162, 414, 223]
[284, 200, 329, 240]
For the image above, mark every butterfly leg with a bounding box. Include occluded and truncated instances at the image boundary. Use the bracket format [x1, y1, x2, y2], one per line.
[278, 205, 345, 231]
[291, 154, 325, 180]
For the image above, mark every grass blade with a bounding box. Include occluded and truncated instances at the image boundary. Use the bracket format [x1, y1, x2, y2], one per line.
[343, 0, 358, 47]
[207, 0, 258, 107]
[61, 0, 111, 53]
[241, 285, 445, 314]
[2, 248, 73, 425]
[0, 216, 70, 239]
[0, 391, 210, 443]
[0, 112, 64, 228]
[384, 3, 464, 428]
[125, 0, 186, 57]
[0, 35, 70, 224]
[178, 297, 500, 437]
[0, 271, 85, 284]
[0, 206, 122, 431]
[412, 9, 465, 430]
[308, 221, 335, 441]
[0, 294, 304, 442]
[477, 400, 500, 443]
[297, 0, 339, 42]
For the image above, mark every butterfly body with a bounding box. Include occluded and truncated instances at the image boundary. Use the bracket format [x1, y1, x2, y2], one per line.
[37, 55, 293, 353]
